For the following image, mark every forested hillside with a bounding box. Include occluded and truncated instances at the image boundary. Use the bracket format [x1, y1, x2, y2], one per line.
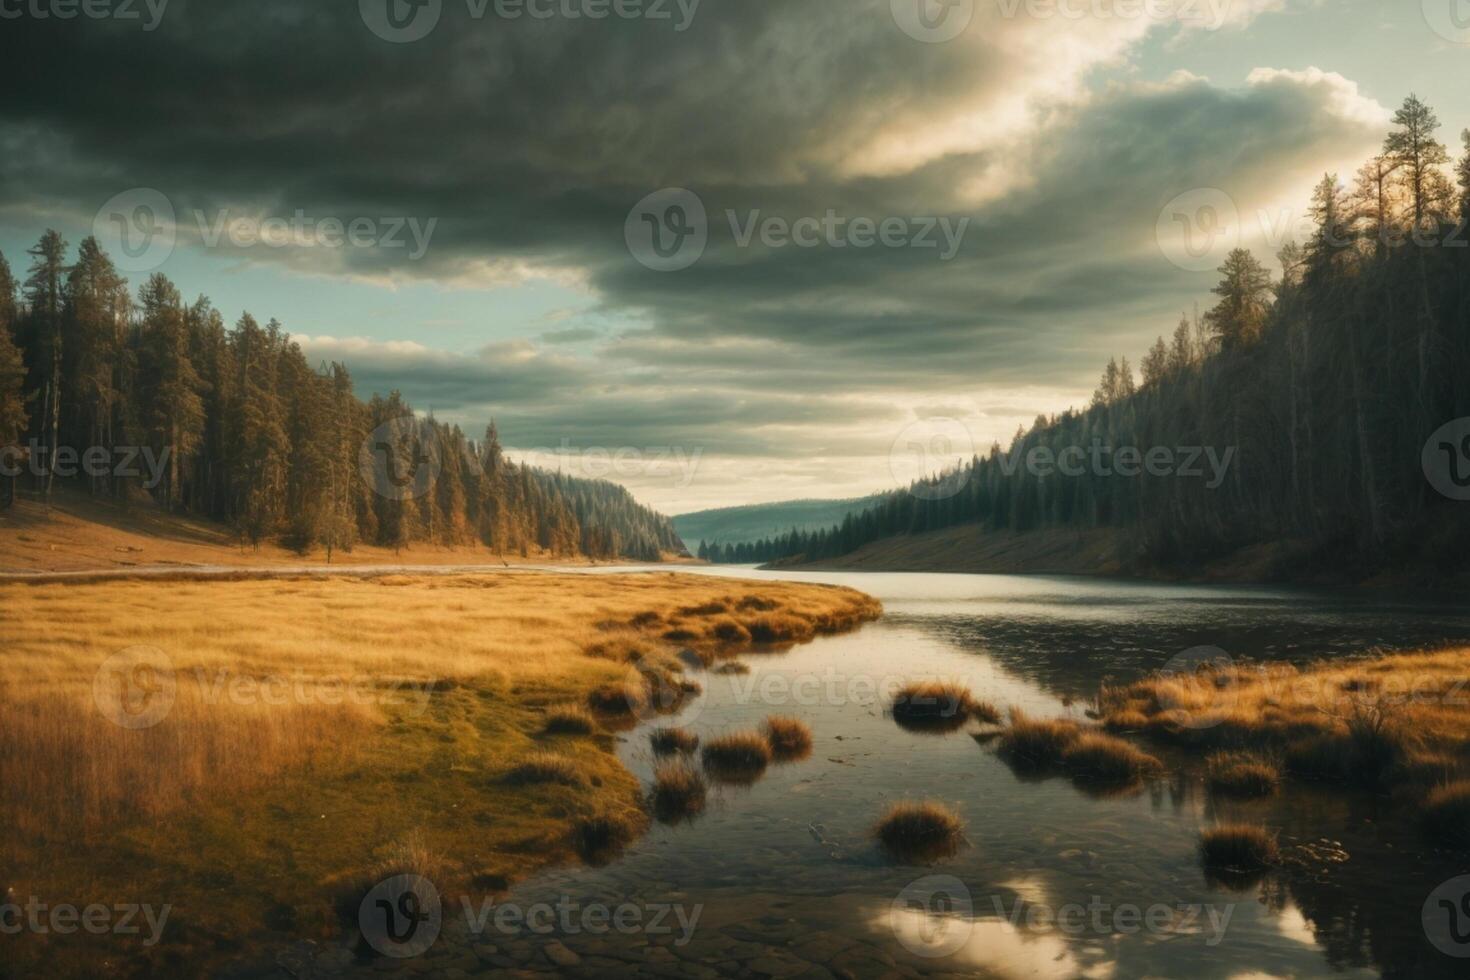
[713, 96, 1470, 578]
[676, 495, 883, 553]
[0, 236, 684, 561]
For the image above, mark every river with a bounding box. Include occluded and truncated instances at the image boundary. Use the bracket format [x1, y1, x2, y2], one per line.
[471, 568, 1470, 979]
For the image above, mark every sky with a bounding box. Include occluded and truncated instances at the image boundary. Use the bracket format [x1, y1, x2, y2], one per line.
[1, 0, 1466, 514]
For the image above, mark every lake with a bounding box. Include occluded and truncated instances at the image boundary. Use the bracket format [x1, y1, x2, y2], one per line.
[466, 568, 1470, 979]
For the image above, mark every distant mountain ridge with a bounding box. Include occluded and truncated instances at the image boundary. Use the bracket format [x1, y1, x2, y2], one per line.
[673, 495, 885, 552]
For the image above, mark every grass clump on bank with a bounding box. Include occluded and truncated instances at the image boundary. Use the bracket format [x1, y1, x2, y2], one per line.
[873, 801, 965, 863]
[544, 705, 598, 735]
[1199, 823, 1279, 872]
[650, 726, 700, 756]
[761, 715, 814, 761]
[651, 760, 707, 824]
[505, 752, 585, 786]
[1206, 751, 1280, 798]
[1061, 733, 1162, 783]
[890, 681, 999, 732]
[700, 731, 772, 784]
[995, 711, 1082, 771]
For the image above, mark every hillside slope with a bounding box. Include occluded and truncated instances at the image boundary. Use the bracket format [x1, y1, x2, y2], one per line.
[674, 494, 884, 551]
[0, 490, 680, 574]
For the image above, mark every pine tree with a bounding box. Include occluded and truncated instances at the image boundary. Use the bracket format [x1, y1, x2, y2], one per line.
[1383, 94, 1453, 231]
[137, 274, 204, 509]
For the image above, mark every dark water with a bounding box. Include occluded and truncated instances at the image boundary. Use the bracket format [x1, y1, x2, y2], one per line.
[436, 570, 1470, 979]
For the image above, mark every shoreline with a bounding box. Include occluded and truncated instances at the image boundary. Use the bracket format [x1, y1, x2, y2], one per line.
[766, 523, 1470, 591]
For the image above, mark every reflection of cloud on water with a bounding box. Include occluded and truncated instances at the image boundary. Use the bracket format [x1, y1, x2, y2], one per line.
[878, 906, 1117, 980]
[1271, 903, 1319, 947]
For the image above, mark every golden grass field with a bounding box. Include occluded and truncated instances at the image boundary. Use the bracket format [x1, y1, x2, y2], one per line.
[0, 571, 880, 974]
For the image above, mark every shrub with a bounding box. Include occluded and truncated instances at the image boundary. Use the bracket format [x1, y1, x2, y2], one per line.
[891, 681, 981, 732]
[586, 682, 644, 716]
[1061, 733, 1162, 783]
[573, 810, 641, 865]
[873, 801, 964, 862]
[1206, 752, 1280, 799]
[995, 712, 1081, 771]
[505, 751, 584, 786]
[649, 726, 700, 756]
[544, 705, 597, 735]
[1422, 780, 1470, 849]
[651, 760, 707, 823]
[701, 731, 772, 784]
[1199, 823, 1279, 871]
[761, 715, 813, 761]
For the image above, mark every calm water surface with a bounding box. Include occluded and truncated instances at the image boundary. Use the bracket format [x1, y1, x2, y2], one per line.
[483, 570, 1470, 979]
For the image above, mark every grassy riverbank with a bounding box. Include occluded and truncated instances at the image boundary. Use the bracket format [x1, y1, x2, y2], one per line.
[0, 572, 880, 976]
[1097, 646, 1470, 845]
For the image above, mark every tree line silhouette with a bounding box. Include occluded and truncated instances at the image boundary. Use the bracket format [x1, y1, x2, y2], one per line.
[705, 96, 1470, 576]
[0, 235, 684, 561]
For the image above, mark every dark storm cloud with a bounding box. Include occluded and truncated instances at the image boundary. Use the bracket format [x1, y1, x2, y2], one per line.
[0, 1, 1386, 486]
